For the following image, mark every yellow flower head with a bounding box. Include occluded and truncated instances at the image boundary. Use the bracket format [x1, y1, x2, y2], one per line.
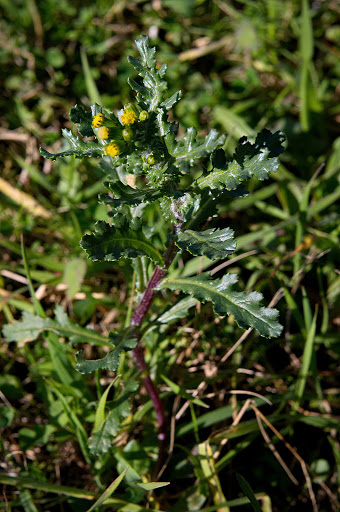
[120, 110, 138, 126]
[104, 142, 121, 157]
[97, 126, 110, 140]
[92, 113, 104, 128]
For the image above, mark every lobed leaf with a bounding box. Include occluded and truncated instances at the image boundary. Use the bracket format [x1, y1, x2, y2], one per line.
[135, 35, 157, 69]
[100, 182, 188, 209]
[127, 36, 167, 111]
[80, 221, 164, 265]
[161, 90, 182, 110]
[89, 402, 130, 455]
[40, 129, 101, 161]
[170, 127, 226, 168]
[69, 104, 93, 137]
[2, 306, 108, 347]
[176, 227, 236, 260]
[75, 329, 137, 374]
[197, 129, 285, 190]
[89, 380, 138, 455]
[159, 273, 283, 338]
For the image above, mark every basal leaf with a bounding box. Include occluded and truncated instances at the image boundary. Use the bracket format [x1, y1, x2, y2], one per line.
[2, 307, 108, 347]
[3, 312, 53, 343]
[75, 329, 137, 374]
[176, 228, 236, 260]
[89, 402, 130, 455]
[159, 273, 283, 338]
[80, 221, 164, 265]
[89, 380, 138, 455]
[197, 129, 285, 190]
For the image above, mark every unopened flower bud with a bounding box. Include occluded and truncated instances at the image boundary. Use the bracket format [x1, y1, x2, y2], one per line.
[147, 154, 156, 165]
[139, 110, 149, 121]
[122, 128, 133, 141]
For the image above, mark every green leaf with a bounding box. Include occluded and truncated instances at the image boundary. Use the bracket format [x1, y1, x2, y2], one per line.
[157, 296, 198, 324]
[80, 46, 102, 106]
[21, 236, 45, 318]
[176, 228, 236, 260]
[292, 308, 318, 412]
[80, 220, 164, 265]
[3, 312, 52, 343]
[89, 381, 137, 455]
[2, 306, 108, 347]
[75, 329, 137, 374]
[0, 406, 15, 428]
[100, 181, 187, 209]
[127, 77, 149, 98]
[115, 439, 150, 482]
[127, 36, 167, 111]
[93, 378, 118, 432]
[161, 90, 182, 110]
[100, 182, 165, 207]
[236, 474, 263, 512]
[46, 379, 91, 464]
[62, 258, 87, 300]
[159, 273, 283, 338]
[89, 404, 130, 455]
[19, 425, 56, 451]
[135, 35, 157, 69]
[170, 127, 226, 167]
[19, 489, 39, 512]
[69, 104, 93, 137]
[86, 469, 128, 512]
[197, 129, 285, 190]
[161, 375, 209, 408]
[40, 129, 102, 161]
[135, 482, 170, 491]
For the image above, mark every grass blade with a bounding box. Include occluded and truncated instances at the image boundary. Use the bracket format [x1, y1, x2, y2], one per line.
[198, 441, 230, 512]
[80, 47, 101, 105]
[21, 236, 46, 318]
[236, 474, 262, 512]
[293, 307, 318, 412]
[86, 469, 128, 512]
[299, 0, 313, 131]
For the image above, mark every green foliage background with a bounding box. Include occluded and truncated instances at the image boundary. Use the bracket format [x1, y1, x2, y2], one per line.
[0, 1, 339, 511]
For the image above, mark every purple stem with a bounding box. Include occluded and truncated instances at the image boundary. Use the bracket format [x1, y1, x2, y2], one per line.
[130, 265, 168, 473]
[129, 226, 182, 475]
[130, 266, 166, 327]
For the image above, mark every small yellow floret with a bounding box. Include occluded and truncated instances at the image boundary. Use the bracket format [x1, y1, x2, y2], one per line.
[104, 142, 120, 157]
[120, 110, 138, 126]
[92, 113, 104, 128]
[97, 126, 110, 139]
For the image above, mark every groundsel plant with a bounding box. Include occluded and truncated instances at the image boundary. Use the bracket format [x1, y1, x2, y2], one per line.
[8, 37, 285, 470]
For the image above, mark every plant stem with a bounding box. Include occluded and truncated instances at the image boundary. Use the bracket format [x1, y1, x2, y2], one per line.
[130, 266, 167, 328]
[130, 266, 167, 476]
[129, 220, 182, 475]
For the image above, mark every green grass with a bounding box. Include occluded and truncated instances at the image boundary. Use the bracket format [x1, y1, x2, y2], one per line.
[0, 1, 339, 511]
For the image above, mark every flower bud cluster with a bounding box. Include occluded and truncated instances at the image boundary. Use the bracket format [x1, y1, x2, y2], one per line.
[91, 103, 151, 158]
